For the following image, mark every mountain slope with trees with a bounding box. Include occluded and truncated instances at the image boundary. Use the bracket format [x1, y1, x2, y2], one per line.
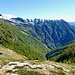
[0, 19, 49, 60]
[46, 41, 75, 64]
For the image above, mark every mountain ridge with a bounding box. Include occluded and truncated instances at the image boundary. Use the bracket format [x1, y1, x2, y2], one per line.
[69, 22, 75, 27]
[1, 14, 75, 50]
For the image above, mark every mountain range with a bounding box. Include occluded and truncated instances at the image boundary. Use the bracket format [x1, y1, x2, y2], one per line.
[69, 22, 75, 27]
[0, 14, 75, 62]
[1, 14, 75, 49]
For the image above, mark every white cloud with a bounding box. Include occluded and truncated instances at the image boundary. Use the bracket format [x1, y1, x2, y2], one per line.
[0, 14, 16, 20]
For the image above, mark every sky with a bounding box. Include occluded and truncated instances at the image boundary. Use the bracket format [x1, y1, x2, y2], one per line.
[0, 0, 75, 22]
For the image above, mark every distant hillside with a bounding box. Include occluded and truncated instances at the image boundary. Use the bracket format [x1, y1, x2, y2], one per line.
[69, 22, 75, 27]
[46, 41, 75, 64]
[0, 19, 49, 60]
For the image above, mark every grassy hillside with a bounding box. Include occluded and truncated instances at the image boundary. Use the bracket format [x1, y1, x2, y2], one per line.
[0, 45, 26, 64]
[0, 19, 49, 60]
[46, 41, 75, 65]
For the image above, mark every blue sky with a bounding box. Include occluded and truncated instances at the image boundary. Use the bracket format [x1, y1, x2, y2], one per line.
[0, 0, 75, 21]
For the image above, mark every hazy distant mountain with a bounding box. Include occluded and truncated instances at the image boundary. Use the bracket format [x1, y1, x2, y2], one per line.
[69, 22, 75, 27]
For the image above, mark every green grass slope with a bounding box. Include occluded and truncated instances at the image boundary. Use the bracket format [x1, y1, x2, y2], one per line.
[46, 41, 75, 64]
[0, 45, 26, 64]
[0, 19, 49, 60]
